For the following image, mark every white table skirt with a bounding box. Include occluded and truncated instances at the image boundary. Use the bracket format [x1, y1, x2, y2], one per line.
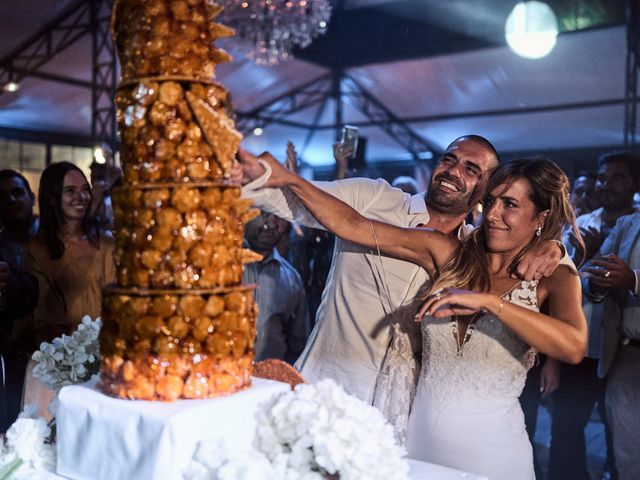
[407, 459, 487, 479]
[56, 378, 290, 480]
[17, 378, 487, 480]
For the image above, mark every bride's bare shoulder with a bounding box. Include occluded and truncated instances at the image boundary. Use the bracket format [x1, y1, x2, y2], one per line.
[539, 264, 581, 302]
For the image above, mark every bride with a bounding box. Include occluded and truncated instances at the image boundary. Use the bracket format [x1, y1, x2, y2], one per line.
[242, 151, 587, 480]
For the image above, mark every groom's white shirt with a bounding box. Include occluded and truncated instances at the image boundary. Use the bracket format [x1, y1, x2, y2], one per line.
[243, 177, 469, 402]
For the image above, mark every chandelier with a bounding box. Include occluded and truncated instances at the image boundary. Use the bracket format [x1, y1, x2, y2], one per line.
[220, 0, 332, 66]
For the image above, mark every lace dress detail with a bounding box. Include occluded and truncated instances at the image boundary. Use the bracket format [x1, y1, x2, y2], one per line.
[372, 321, 420, 445]
[405, 281, 539, 480]
[422, 281, 538, 413]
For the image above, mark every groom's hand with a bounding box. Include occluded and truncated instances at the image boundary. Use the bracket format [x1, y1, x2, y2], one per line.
[513, 240, 563, 281]
[237, 147, 268, 184]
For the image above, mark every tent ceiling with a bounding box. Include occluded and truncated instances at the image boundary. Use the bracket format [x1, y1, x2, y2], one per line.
[0, 0, 634, 167]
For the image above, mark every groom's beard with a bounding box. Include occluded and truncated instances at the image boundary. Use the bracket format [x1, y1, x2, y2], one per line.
[426, 176, 478, 217]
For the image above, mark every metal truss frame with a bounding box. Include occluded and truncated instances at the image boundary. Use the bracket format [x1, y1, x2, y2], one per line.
[341, 75, 436, 158]
[235, 73, 334, 133]
[91, 0, 117, 149]
[624, 0, 639, 146]
[236, 71, 436, 161]
[0, 0, 92, 93]
[0, 0, 117, 151]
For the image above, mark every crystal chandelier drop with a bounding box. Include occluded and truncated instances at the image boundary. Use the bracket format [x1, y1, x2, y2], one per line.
[220, 0, 332, 66]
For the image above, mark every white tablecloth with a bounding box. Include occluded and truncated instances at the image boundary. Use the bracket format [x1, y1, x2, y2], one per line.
[407, 459, 487, 479]
[56, 378, 290, 480]
[17, 378, 487, 480]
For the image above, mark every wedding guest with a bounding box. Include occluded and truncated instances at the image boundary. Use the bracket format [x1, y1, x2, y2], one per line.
[0, 258, 38, 432]
[549, 152, 639, 480]
[284, 140, 352, 322]
[23, 162, 115, 418]
[0, 170, 38, 266]
[570, 171, 599, 218]
[583, 210, 640, 480]
[239, 136, 567, 404]
[0, 169, 39, 431]
[26, 162, 115, 341]
[244, 210, 311, 364]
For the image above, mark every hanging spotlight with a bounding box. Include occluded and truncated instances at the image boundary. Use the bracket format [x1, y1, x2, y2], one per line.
[3, 81, 20, 93]
[505, 1, 558, 59]
[94, 146, 107, 164]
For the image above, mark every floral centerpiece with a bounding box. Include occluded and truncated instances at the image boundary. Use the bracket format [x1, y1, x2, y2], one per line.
[185, 379, 409, 480]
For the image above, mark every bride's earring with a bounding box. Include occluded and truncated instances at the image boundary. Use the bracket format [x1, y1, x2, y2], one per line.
[536, 226, 542, 237]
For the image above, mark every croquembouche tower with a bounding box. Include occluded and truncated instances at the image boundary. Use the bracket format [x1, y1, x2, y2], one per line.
[100, 0, 261, 401]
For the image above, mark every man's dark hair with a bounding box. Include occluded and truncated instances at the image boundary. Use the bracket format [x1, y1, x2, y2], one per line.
[446, 135, 501, 165]
[598, 151, 640, 185]
[0, 169, 33, 196]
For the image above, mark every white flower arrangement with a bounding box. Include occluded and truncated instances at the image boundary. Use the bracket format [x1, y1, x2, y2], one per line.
[0, 316, 101, 479]
[183, 439, 276, 480]
[185, 379, 409, 480]
[0, 406, 56, 479]
[31, 315, 102, 393]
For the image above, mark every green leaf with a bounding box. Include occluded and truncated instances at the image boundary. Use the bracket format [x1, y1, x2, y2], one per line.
[0, 457, 24, 480]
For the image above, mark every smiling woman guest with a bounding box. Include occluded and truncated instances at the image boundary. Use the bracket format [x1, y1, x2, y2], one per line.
[25, 162, 115, 344]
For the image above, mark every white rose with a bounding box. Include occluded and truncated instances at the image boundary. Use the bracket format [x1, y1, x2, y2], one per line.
[6, 418, 51, 464]
[217, 451, 275, 480]
[192, 438, 229, 471]
[181, 460, 212, 480]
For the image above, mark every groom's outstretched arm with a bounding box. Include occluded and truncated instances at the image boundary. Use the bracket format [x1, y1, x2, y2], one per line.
[239, 149, 399, 229]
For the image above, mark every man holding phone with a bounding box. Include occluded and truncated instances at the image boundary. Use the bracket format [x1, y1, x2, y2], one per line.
[239, 134, 565, 403]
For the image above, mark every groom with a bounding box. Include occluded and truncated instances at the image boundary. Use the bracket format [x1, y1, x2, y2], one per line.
[239, 135, 564, 402]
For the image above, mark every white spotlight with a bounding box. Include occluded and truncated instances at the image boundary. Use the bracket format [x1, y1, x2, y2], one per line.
[505, 1, 558, 59]
[3, 81, 20, 93]
[94, 146, 106, 164]
[253, 127, 263, 136]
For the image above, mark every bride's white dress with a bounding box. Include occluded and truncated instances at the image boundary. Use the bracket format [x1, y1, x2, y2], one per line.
[405, 281, 539, 480]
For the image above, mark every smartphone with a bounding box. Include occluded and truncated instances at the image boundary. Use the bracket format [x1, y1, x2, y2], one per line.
[340, 125, 359, 159]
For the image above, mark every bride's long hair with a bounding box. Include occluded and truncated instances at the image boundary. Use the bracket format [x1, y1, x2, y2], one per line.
[427, 157, 583, 296]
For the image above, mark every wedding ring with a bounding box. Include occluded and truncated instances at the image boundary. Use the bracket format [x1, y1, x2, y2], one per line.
[604, 270, 611, 278]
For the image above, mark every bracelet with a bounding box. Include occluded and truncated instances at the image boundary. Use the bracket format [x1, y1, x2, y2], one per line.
[497, 301, 504, 316]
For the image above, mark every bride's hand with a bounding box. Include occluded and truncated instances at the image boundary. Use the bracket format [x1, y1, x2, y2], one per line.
[237, 148, 297, 188]
[415, 288, 496, 320]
